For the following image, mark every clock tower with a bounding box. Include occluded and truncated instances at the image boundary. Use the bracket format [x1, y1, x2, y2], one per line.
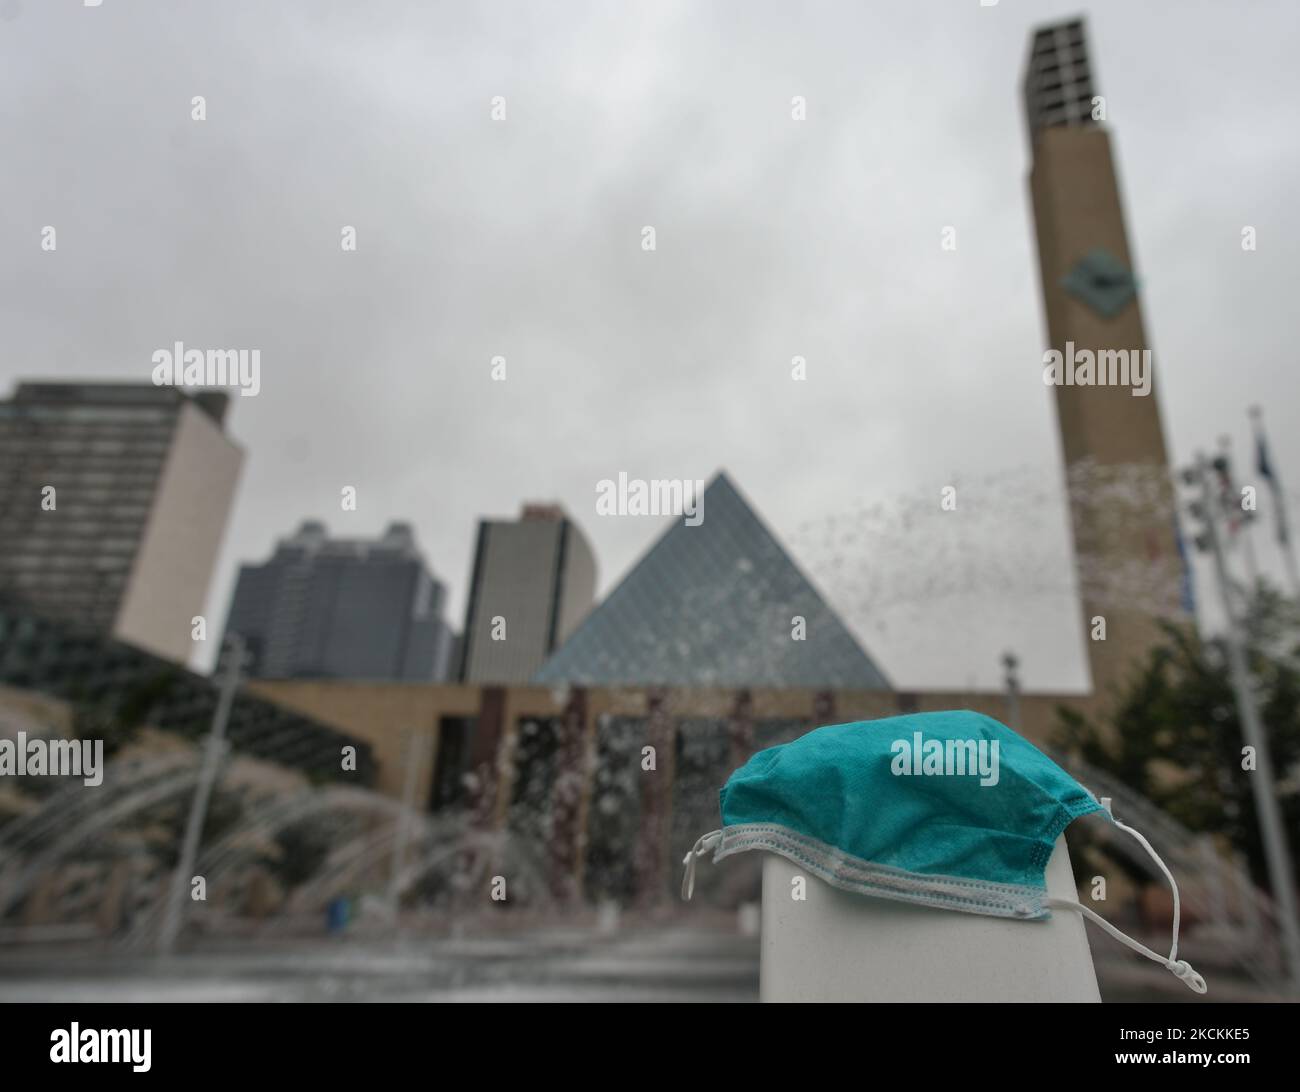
[1024, 18, 1189, 706]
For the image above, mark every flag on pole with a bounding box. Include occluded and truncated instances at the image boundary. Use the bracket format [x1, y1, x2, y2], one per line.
[1251, 405, 1300, 598]
[1174, 518, 1196, 614]
[1255, 417, 1290, 547]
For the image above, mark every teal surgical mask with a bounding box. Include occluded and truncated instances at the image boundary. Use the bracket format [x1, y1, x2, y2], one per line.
[682, 710, 1206, 993]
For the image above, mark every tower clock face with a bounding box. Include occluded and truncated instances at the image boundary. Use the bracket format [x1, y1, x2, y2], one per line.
[1061, 247, 1137, 318]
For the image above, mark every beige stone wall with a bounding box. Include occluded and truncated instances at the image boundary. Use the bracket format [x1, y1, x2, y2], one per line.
[555, 521, 598, 645]
[463, 521, 563, 683]
[247, 680, 480, 806]
[248, 680, 1091, 807]
[1029, 125, 1186, 708]
[112, 401, 244, 665]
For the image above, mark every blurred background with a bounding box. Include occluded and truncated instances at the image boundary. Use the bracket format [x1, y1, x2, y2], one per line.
[1, 0, 1298, 1001]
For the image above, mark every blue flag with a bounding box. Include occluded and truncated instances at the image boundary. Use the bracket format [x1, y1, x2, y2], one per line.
[1256, 426, 1290, 547]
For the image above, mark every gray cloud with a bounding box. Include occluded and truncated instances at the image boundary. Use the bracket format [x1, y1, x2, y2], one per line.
[2, 0, 1296, 689]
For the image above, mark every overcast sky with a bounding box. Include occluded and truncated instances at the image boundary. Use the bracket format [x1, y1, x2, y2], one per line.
[3, 0, 1297, 691]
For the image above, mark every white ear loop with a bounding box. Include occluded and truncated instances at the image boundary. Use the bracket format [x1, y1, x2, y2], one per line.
[681, 830, 722, 900]
[1047, 802, 1207, 994]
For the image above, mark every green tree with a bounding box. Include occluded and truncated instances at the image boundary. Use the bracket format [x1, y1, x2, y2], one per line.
[1055, 584, 1300, 891]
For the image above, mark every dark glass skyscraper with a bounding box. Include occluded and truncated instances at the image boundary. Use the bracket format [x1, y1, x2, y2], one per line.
[224, 520, 454, 681]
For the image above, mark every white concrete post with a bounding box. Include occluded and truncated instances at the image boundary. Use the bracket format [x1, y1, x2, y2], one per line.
[759, 836, 1100, 1002]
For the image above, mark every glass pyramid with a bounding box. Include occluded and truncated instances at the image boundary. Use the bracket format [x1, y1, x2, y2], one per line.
[533, 472, 890, 689]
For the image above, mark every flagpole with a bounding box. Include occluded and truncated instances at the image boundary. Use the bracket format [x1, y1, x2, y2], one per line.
[1242, 517, 1261, 589]
[1219, 434, 1259, 591]
[1195, 453, 1300, 992]
[1250, 406, 1300, 597]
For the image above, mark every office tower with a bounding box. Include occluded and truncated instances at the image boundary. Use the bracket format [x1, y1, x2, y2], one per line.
[224, 520, 454, 681]
[459, 503, 597, 683]
[1024, 19, 1187, 701]
[0, 381, 243, 664]
[534, 472, 888, 689]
